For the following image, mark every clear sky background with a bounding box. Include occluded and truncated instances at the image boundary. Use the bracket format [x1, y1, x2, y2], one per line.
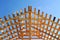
[0, 0, 60, 20]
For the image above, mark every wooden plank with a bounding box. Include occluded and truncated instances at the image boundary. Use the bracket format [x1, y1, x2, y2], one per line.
[28, 6, 32, 40]
[0, 6, 60, 40]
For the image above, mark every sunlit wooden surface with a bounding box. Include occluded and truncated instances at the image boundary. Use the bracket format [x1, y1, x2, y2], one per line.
[0, 6, 60, 40]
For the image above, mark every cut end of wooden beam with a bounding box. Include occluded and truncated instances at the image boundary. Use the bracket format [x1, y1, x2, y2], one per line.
[16, 11, 19, 16]
[42, 12, 44, 17]
[45, 14, 48, 18]
[49, 14, 52, 19]
[4, 16, 7, 20]
[38, 10, 40, 14]
[24, 8, 26, 13]
[53, 17, 56, 21]
[28, 6, 32, 11]
[12, 13, 15, 17]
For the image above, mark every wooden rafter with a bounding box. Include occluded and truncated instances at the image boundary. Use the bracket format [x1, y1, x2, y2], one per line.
[0, 6, 60, 40]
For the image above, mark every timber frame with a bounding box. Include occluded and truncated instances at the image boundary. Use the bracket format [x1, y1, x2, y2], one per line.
[0, 6, 60, 40]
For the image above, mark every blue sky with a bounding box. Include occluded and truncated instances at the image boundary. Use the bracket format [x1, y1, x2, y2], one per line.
[0, 0, 60, 19]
